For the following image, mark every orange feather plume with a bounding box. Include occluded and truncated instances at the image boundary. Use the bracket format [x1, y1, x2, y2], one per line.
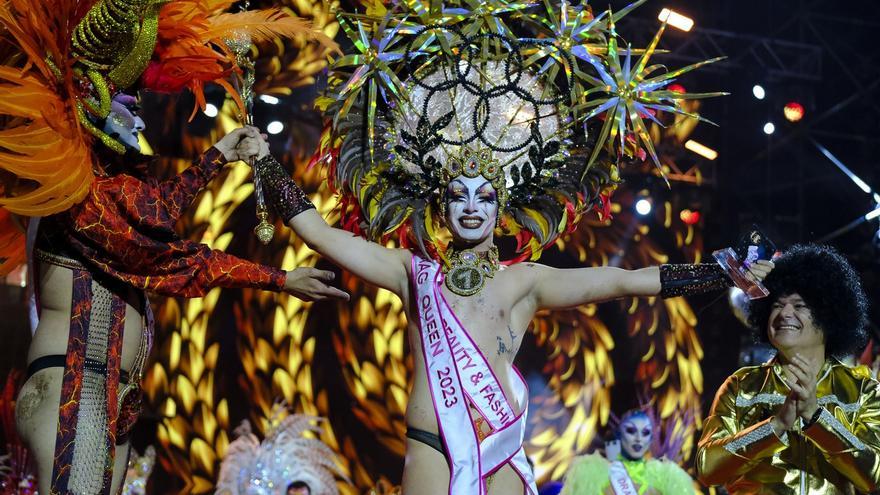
[0, 208, 26, 277]
[0, 0, 96, 217]
[201, 9, 339, 52]
[143, 1, 338, 119]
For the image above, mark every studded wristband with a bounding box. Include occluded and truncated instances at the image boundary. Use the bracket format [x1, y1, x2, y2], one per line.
[659, 263, 733, 298]
[254, 155, 315, 223]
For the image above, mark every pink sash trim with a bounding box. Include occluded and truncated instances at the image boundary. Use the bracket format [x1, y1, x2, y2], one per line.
[411, 255, 537, 495]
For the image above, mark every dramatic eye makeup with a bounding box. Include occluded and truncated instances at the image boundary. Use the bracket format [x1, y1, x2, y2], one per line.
[476, 183, 497, 203]
[109, 111, 135, 129]
[447, 182, 466, 199]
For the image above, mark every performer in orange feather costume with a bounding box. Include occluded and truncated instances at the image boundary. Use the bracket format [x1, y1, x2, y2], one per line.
[0, 0, 342, 493]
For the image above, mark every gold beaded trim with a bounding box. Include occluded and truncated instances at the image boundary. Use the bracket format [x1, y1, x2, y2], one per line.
[71, 0, 164, 88]
[34, 249, 86, 270]
[107, 6, 161, 88]
[78, 68, 112, 119]
[76, 99, 126, 155]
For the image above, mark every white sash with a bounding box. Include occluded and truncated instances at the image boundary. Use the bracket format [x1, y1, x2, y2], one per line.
[412, 255, 537, 495]
[608, 461, 639, 495]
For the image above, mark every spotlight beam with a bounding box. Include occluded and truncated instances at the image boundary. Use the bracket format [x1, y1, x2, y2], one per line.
[817, 208, 880, 243]
[812, 139, 879, 242]
[812, 140, 874, 195]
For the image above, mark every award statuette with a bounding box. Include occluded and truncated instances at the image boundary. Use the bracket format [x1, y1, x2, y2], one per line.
[713, 226, 777, 299]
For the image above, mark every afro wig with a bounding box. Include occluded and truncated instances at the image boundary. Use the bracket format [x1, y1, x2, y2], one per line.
[747, 244, 869, 359]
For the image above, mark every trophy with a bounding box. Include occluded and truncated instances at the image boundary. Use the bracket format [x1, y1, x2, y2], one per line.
[225, 8, 275, 245]
[712, 225, 777, 299]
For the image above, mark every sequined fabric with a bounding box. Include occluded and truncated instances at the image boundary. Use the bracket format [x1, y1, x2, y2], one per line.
[38, 148, 287, 296]
[255, 154, 315, 224]
[696, 359, 880, 494]
[51, 269, 93, 491]
[658, 263, 732, 298]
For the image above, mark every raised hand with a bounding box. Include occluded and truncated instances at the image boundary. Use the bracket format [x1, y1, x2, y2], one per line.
[770, 391, 799, 437]
[604, 439, 621, 461]
[787, 354, 820, 421]
[283, 267, 350, 302]
[212, 125, 270, 163]
[744, 259, 775, 284]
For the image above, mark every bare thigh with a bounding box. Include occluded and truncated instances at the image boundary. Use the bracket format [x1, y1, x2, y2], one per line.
[402, 438, 450, 495]
[401, 439, 526, 495]
[15, 368, 131, 493]
[487, 464, 525, 495]
[15, 368, 62, 489]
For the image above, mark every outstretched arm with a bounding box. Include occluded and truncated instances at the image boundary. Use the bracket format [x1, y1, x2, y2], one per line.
[531, 264, 660, 310]
[150, 127, 266, 224]
[256, 155, 410, 296]
[530, 260, 774, 310]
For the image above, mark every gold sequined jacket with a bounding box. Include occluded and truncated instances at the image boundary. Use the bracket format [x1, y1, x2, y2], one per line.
[696, 359, 880, 494]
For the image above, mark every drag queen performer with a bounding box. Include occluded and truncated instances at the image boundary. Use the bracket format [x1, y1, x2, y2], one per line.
[254, 1, 774, 493]
[562, 408, 695, 495]
[0, 0, 341, 492]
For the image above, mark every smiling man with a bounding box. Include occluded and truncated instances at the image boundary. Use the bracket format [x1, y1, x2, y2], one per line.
[696, 244, 880, 494]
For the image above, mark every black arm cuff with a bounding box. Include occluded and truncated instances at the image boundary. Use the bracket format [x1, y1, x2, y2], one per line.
[659, 263, 733, 298]
[254, 155, 315, 223]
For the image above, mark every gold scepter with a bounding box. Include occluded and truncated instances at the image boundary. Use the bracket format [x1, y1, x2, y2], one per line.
[226, 10, 275, 245]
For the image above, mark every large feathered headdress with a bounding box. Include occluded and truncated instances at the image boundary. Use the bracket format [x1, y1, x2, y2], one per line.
[0, 0, 337, 217]
[315, 0, 723, 261]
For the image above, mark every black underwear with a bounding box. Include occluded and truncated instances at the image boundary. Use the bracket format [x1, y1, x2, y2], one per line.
[26, 355, 130, 384]
[406, 426, 447, 458]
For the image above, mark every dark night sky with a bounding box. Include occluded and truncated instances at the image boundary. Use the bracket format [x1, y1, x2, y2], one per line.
[610, 0, 880, 409]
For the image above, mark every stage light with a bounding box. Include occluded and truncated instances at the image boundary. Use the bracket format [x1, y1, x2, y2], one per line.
[752, 85, 766, 100]
[684, 139, 718, 160]
[763, 122, 775, 135]
[658, 8, 694, 31]
[203, 103, 219, 118]
[267, 121, 285, 134]
[783, 101, 804, 122]
[259, 94, 280, 105]
[667, 84, 687, 94]
[635, 198, 652, 215]
[680, 209, 701, 225]
[866, 207, 880, 221]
